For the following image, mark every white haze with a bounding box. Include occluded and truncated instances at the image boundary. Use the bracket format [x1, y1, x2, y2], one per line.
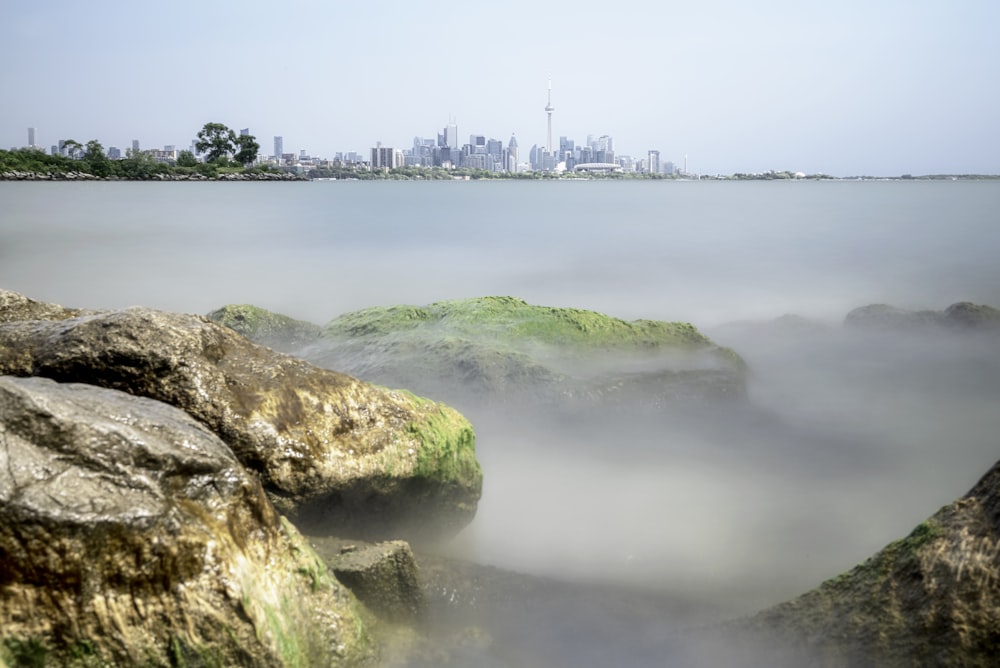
[2, 180, 999, 661]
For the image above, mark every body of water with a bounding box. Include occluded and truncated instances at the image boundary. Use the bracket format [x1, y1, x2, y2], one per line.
[3, 179, 999, 661]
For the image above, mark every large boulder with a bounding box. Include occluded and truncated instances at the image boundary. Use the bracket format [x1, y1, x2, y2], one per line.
[0, 296, 482, 542]
[732, 457, 1000, 666]
[0, 375, 372, 666]
[259, 296, 746, 410]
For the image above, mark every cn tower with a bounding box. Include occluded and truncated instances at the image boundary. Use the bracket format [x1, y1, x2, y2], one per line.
[545, 78, 554, 154]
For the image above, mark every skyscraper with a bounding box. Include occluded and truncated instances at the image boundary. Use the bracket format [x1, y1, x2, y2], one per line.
[273, 136, 283, 162]
[27, 127, 36, 147]
[507, 134, 519, 172]
[444, 121, 458, 149]
[648, 150, 660, 175]
[240, 128, 250, 137]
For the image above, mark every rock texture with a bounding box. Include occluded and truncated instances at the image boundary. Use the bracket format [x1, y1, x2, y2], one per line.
[733, 458, 1000, 666]
[0, 375, 371, 667]
[0, 293, 482, 541]
[845, 302, 1000, 332]
[227, 296, 746, 410]
[314, 538, 425, 623]
[207, 303, 321, 353]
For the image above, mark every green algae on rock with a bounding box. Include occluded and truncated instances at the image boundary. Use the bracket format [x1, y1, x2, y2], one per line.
[0, 292, 482, 542]
[311, 296, 746, 407]
[0, 375, 373, 667]
[730, 458, 1000, 666]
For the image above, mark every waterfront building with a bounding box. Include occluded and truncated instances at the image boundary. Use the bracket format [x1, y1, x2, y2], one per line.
[273, 136, 283, 163]
[27, 127, 36, 148]
[648, 149, 660, 175]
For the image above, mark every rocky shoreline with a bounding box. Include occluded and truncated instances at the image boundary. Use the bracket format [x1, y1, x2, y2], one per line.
[2, 289, 999, 666]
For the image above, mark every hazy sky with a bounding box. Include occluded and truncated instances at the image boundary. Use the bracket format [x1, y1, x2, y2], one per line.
[2, 0, 998, 176]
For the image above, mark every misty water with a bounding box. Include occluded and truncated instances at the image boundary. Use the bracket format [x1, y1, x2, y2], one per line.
[3, 180, 1000, 664]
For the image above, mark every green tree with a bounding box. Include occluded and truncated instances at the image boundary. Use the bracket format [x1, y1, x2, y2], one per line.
[233, 134, 260, 167]
[83, 140, 112, 177]
[61, 139, 83, 159]
[195, 122, 236, 163]
[176, 150, 198, 168]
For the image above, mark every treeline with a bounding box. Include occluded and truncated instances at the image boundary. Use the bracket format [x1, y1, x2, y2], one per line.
[0, 122, 278, 180]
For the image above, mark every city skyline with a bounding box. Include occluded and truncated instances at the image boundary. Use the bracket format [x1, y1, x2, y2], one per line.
[2, 1, 998, 177]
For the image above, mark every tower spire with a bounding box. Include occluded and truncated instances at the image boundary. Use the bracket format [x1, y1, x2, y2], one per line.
[545, 78, 554, 155]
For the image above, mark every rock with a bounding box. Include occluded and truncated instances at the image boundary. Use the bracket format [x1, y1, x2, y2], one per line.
[0, 375, 372, 666]
[0, 289, 89, 323]
[313, 537, 425, 623]
[844, 303, 946, 330]
[943, 302, 1000, 330]
[207, 304, 322, 353]
[731, 457, 1000, 666]
[302, 296, 746, 410]
[845, 301, 1000, 334]
[0, 296, 482, 542]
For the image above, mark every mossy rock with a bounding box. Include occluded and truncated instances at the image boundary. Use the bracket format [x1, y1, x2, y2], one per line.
[310, 296, 746, 408]
[731, 459, 1000, 666]
[207, 304, 321, 352]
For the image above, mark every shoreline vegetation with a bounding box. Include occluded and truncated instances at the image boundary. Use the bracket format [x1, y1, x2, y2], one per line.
[2, 148, 997, 183]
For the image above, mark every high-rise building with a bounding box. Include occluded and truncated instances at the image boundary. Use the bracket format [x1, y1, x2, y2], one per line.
[648, 150, 660, 175]
[240, 128, 250, 137]
[370, 143, 402, 170]
[273, 136, 283, 162]
[132, 139, 140, 152]
[444, 121, 458, 149]
[507, 134, 519, 172]
[27, 127, 36, 147]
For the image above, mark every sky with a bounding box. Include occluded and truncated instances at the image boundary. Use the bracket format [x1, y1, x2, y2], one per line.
[2, 0, 998, 176]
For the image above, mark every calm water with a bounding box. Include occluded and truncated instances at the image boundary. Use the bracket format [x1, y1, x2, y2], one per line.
[3, 180, 1000, 660]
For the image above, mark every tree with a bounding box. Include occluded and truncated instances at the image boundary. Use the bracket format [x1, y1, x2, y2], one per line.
[84, 140, 111, 177]
[195, 122, 236, 163]
[61, 139, 83, 159]
[233, 134, 260, 167]
[176, 150, 198, 168]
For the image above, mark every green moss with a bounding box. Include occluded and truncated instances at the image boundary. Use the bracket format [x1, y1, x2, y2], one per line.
[407, 406, 481, 487]
[1, 639, 47, 668]
[323, 296, 715, 351]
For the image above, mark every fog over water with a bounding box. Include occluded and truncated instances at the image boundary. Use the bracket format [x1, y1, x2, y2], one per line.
[3, 180, 1000, 661]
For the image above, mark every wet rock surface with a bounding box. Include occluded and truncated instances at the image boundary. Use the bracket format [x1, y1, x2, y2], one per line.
[0, 293, 482, 542]
[313, 537, 425, 623]
[0, 375, 371, 667]
[728, 457, 1000, 667]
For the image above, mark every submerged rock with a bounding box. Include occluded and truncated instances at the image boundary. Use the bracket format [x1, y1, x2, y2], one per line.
[846, 301, 1000, 333]
[0, 375, 372, 666]
[0, 295, 482, 542]
[732, 457, 1000, 666]
[292, 296, 746, 409]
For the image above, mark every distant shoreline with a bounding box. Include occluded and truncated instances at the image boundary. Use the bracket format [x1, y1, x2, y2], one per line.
[1, 169, 997, 183]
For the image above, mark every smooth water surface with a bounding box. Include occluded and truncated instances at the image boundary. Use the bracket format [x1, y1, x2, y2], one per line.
[3, 179, 999, 641]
